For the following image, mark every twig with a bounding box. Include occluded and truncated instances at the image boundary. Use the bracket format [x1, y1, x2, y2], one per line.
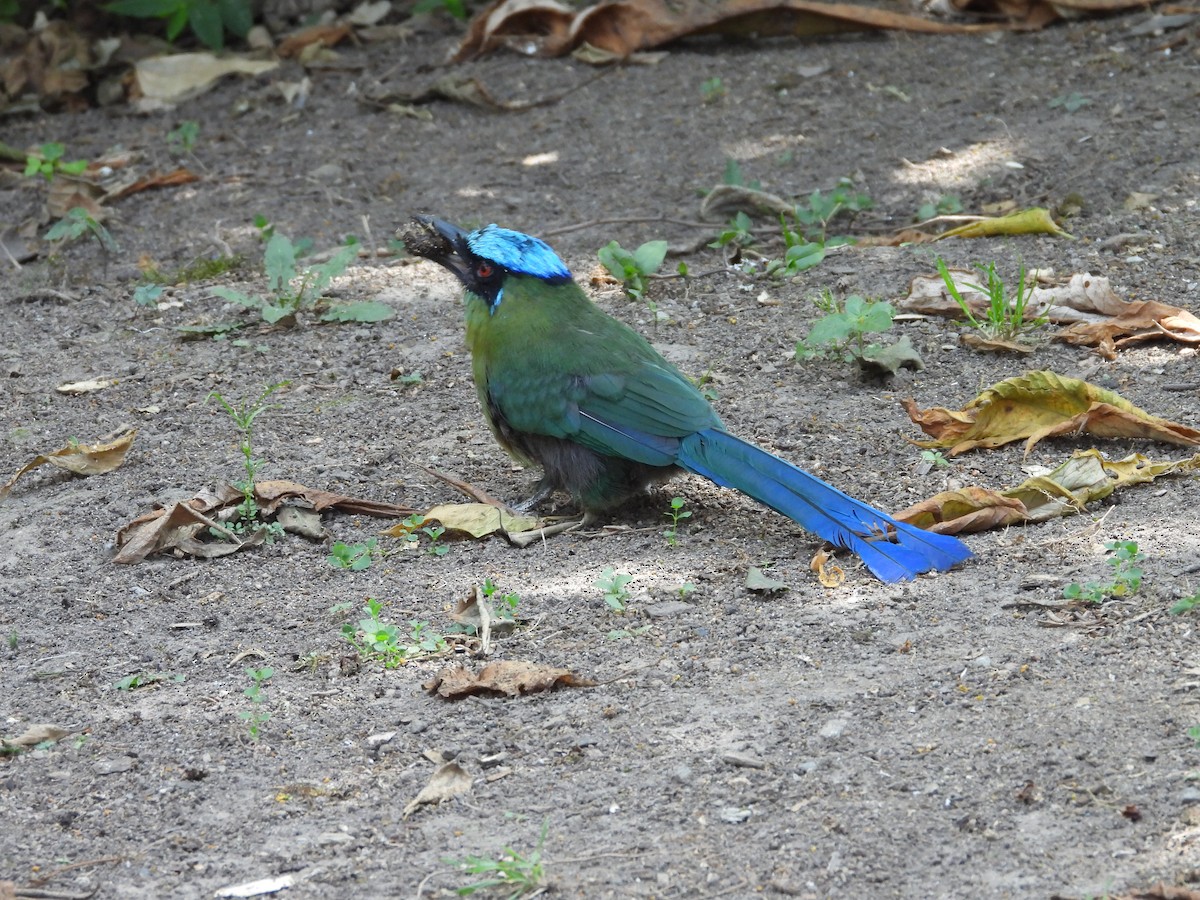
[413, 463, 507, 507]
[543, 216, 717, 238]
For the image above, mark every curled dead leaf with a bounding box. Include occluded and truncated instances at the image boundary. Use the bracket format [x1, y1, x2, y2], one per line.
[402, 761, 473, 818]
[1, 430, 136, 503]
[424, 660, 596, 699]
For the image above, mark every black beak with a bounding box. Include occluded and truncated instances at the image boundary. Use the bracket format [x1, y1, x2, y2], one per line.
[400, 215, 474, 284]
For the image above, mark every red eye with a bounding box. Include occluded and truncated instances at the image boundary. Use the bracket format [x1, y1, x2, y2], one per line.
[477, 263, 494, 278]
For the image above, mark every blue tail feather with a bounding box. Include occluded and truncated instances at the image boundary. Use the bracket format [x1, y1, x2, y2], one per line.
[677, 429, 971, 583]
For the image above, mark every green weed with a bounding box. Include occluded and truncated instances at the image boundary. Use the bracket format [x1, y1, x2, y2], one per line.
[795, 294, 895, 362]
[46, 207, 119, 256]
[916, 194, 963, 221]
[700, 77, 726, 103]
[106, 0, 252, 51]
[920, 449, 951, 469]
[115, 672, 185, 690]
[710, 211, 754, 251]
[1049, 92, 1091, 113]
[24, 142, 87, 182]
[239, 666, 273, 742]
[342, 598, 448, 668]
[448, 819, 548, 898]
[1063, 540, 1146, 604]
[209, 232, 388, 327]
[1189, 725, 1200, 748]
[936, 257, 1048, 344]
[663, 496, 691, 546]
[595, 567, 633, 612]
[207, 381, 289, 540]
[412, 0, 468, 18]
[6, 629, 16, 650]
[481, 577, 520, 622]
[598, 239, 668, 320]
[791, 177, 872, 246]
[167, 120, 199, 155]
[1169, 590, 1200, 616]
[327, 539, 378, 571]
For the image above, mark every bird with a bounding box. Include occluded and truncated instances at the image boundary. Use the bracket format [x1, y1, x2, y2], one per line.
[400, 216, 971, 583]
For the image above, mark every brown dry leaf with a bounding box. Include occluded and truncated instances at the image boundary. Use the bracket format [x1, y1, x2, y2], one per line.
[1, 723, 69, 752]
[424, 660, 597, 699]
[103, 167, 201, 204]
[114, 481, 414, 564]
[811, 548, 846, 587]
[0, 879, 15, 900]
[895, 450, 1200, 534]
[277, 23, 353, 58]
[1, 431, 136, 503]
[454, 0, 1004, 61]
[935, 207, 1071, 240]
[901, 371, 1200, 458]
[1057, 299, 1200, 354]
[402, 762, 473, 818]
[960, 333, 1036, 354]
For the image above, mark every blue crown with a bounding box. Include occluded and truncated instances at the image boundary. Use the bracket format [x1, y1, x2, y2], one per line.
[466, 225, 572, 281]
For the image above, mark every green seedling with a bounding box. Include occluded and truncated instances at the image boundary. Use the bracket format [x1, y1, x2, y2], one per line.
[46, 207, 119, 255]
[397, 514, 449, 556]
[663, 496, 691, 546]
[133, 284, 165, 307]
[7, 629, 17, 650]
[167, 120, 199, 155]
[448, 819, 548, 898]
[595, 567, 633, 612]
[597, 239, 669, 321]
[482, 577, 521, 622]
[700, 76, 726, 103]
[710, 211, 754, 250]
[1189, 725, 1200, 748]
[1049, 92, 1091, 113]
[1169, 590, 1200, 616]
[114, 672, 185, 691]
[720, 158, 760, 190]
[24, 142, 87, 182]
[920, 449, 951, 469]
[105, 0, 252, 51]
[765, 214, 825, 278]
[327, 538, 378, 571]
[342, 598, 448, 668]
[791, 177, 872, 246]
[412, 0, 468, 18]
[207, 381, 289, 540]
[916, 194, 963, 221]
[239, 666, 273, 742]
[936, 257, 1048, 344]
[209, 232, 388, 327]
[607, 624, 654, 640]
[690, 369, 719, 402]
[1063, 540, 1146, 604]
[795, 294, 895, 362]
[423, 522, 449, 557]
[677, 581, 696, 599]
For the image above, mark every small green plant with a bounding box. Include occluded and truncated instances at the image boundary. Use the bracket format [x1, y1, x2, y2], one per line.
[412, 0, 468, 18]
[115, 672, 185, 690]
[936, 257, 1048, 344]
[710, 211, 754, 250]
[239, 666, 273, 742]
[1169, 590, 1200, 616]
[595, 567, 633, 612]
[700, 76, 726, 103]
[105, 0, 253, 51]
[7, 629, 17, 650]
[1188, 724, 1200, 748]
[397, 514, 449, 556]
[24, 142, 87, 182]
[448, 819, 548, 898]
[207, 381, 289, 539]
[916, 194, 963, 221]
[23, 141, 87, 181]
[167, 120, 199, 155]
[795, 294, 895, 362]
[791, 177, 872, 246]
[765, 213, 825, 277]
[1049, 92, 1091, 113]
[597, 239, 668, 315]
[920, 449, 951, 469]
[690, 369, 719, 402]
[132, 284, 165, 307]
[663, 496, 691, 546]
[342, 598, 448, 668]
[1063, 540, 1146, 604]
[481, 577, 520, 622]
[423, 522, 449, 557]
[210, 232, 387, 326]
[327, 538, 378, 571]
[677, 581, 696, 599]
[46, 207, 119, 255]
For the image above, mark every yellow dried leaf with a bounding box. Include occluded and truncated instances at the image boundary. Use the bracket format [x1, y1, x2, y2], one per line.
[1, 431, 136, 503]
[936, 207, 1071, 240]
[415, 503, 542, 539]
[902, 371, 1200, 457]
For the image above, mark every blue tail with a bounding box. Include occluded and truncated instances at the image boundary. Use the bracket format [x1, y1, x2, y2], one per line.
[676, 429, 971, 583]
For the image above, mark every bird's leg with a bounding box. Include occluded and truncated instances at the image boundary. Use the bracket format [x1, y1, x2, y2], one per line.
[510, 475, 555, 513]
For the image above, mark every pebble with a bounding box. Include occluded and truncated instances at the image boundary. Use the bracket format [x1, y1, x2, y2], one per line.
[94, 756, 136, 775]
[721, 750, 767, 770]
[719, 807, 751, 824]
[365, 731, 396, 749]
[644, 600, 693, 619]
[818, 718, 848, 739]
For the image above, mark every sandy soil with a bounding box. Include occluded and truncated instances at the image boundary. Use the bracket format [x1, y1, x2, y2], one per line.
[2, 11, 1199, 899]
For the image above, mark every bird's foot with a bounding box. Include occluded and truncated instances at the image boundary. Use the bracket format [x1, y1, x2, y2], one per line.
[510, 477, 555, 514]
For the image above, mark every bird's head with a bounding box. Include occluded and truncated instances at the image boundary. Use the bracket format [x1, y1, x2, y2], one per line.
[402, 216, 572, 311]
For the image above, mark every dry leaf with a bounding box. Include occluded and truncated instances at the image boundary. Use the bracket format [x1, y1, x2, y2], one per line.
[402, 762, 473, 818]
[895, 450, 1200, 534]
[454, 0, 1004, 61]
[902, 371, 1200, 457]
[1, 431, 136, 503]
[424, 660, 597, 699]
[277, 23, 353, 58]
[1, 723, 69, 751]
[418, 502, 543, 539]
[56, 377, 117, 394]
[811, 548, 846, 587]
[132, 53, 279, 109]
[960, 333, 1036, 354]
[746, 566, 787, 592]
[935, 207, 1071, 240]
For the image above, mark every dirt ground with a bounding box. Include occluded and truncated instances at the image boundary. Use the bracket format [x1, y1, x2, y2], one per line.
[2, 9, 1200, 899]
